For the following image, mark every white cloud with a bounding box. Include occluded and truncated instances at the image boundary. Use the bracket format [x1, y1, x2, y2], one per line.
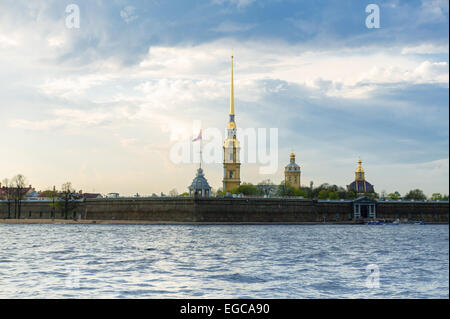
[419, 0, 449, 24]
[211, 21, 256, 33]
[0, 33, 20, 48]
[212, 0, 255, 9]
[358, 61, 449, 85]
[120, 6, 138, 23]
[402, 43, 449, 55]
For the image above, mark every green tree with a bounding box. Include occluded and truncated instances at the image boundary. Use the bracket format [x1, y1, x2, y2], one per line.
[294, 188, 307, 197]
[430, 193, 442, 201]
[317, 190, 329, 200]
[346, 190, 356, 199]
[328, 192, 339, 200]
[276, 182, 297, 197]
[387, 191, 401, 200]
[232, 183, 263, 196]
[404, 189, 427, 201]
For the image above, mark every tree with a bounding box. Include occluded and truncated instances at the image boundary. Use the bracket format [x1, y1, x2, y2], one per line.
[317, 190, 329, 200]
[58, 182, 78, 219]
[294, 188, 308, 197]
[430, 193, 442, 201]
[276, 181, 297, 197]
[169, 189, 178, 197]
[328, 192, 339, 200]
[11, 174, 27, 219]
[44, 187, 59, 218]
[257, 179, 276, 197]
[1, 178, 14, 218]
[404, 189, 427, 201]
[235, 183, 263, 196]
[346, 190, 356, 199]
[387, 191, 401, 200]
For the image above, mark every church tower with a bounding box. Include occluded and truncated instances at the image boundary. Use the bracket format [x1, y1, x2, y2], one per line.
[223, 55, 241, 192]
[285, 152, 301, 188]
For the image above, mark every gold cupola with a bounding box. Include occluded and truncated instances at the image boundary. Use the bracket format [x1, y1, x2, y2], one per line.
[355, 157, 365, 181]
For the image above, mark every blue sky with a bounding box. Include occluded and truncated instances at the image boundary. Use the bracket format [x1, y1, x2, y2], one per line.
[0, 0, 448, 196]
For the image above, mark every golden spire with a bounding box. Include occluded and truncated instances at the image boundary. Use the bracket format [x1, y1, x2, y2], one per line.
[355, 156, 365, 181]
[227, 54, 236, 130]
[356, 156, 364, 173]
[230, 54, 234, 116]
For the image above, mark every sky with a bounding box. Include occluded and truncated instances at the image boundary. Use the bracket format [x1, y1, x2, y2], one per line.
[0, 0, 448, 196]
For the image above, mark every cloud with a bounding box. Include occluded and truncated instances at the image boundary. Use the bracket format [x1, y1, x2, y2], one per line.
[211, 21, 256, 33]
[401, 43, 449, 55]
[120, 6, 139, 24]
[212, 0, 255, 9]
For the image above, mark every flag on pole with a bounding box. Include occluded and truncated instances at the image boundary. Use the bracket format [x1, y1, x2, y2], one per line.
[192, 130, 202, 142]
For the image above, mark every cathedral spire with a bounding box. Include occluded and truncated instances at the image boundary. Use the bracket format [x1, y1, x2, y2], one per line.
[227, 54, 236, 130]
[230, 55, 235, 116]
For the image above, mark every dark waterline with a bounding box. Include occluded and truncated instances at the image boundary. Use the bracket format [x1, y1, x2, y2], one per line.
[0, 224, 448, 298]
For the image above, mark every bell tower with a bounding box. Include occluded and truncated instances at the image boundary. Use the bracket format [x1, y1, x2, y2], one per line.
[223, 55, 241, 192]
[284, 152, 301, 189]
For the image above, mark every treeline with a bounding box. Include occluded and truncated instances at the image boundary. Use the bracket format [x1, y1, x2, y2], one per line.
[1, 175, 80, 219]
[215, 180, 449, 201]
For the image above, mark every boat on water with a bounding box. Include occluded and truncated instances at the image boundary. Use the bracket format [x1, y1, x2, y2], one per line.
[367, 221, 384, 225]
[366, 219, 425, 225]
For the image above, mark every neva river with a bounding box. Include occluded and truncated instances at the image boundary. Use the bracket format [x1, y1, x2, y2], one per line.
[0, 224, 448, 299]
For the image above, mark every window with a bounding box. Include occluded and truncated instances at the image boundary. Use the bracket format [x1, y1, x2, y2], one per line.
[230, 153, 233, 161]
[229, 171, 233, 178]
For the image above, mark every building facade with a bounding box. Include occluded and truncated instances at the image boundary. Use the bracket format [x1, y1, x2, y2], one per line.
[285, 152, 301, 188]
[223, 55, 241, 192]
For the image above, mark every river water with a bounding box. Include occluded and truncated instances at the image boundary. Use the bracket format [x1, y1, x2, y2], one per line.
[0, 224, 448, 298]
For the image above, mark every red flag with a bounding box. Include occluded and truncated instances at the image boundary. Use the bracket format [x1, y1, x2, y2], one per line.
[192, 130, 202, 142]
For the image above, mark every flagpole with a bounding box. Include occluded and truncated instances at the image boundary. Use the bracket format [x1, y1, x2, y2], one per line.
[199, 138, 202, 169]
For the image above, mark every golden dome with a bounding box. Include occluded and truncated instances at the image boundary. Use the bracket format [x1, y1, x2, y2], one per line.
[227, 121, 236, 129]
[290, 152, 295, 158]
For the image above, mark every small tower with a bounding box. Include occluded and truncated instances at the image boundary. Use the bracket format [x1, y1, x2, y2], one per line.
[285, 152, 301, 188]
[223, 55, 241, 192]
[189, 167, 212, 197]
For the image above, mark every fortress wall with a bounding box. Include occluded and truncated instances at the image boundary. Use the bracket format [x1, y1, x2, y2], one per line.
[377, 201, 449, 222]
[0, 198, 448, 223]
[193, 198, 321, 222]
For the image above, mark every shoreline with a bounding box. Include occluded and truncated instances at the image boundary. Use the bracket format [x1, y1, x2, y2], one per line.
[0, 219, 447, 225]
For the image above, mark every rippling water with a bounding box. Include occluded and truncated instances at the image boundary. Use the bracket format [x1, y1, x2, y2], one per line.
[0, 224, 448, 298]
